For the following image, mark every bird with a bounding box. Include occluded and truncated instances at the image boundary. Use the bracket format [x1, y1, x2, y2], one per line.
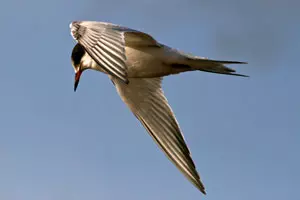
[69, 21, 248, 194]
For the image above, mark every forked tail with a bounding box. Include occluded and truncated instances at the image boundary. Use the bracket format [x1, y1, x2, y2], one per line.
[182, 57, 248, 77]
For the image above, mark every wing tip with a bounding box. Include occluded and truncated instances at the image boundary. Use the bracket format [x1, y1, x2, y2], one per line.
[199, 185, 206, 195]
[195, 179, 206, 195]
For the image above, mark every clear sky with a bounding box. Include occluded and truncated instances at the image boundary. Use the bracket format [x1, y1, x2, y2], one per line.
[0, 0, 299, 199]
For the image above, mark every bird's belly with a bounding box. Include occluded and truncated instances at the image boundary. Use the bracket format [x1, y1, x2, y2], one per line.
[125, 46, 172, 78]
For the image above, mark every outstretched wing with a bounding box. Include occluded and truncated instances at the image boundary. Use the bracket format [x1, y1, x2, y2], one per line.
[111, 77, 206, 194]
[70, 21, 160, 83]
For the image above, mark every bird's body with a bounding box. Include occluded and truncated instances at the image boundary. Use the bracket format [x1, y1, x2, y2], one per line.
[70, 21, 247, 194]
[79, 45, 177, 77]
[124, 46, 175, 77]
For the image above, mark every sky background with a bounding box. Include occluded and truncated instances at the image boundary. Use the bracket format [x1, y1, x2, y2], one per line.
[0, 0, 299, 199]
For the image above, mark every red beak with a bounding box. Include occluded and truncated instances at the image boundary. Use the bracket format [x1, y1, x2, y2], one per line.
[74, 70, 82, 92]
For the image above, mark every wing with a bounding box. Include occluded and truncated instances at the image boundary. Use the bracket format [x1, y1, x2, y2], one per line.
[111, 77, 206, 194]
[70, 21, 160, 83]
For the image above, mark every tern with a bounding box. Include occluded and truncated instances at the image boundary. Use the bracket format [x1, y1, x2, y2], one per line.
[70, 21, 247, 194]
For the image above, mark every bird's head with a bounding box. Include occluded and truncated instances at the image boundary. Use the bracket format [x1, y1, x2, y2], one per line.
[71, 43, 86, 92]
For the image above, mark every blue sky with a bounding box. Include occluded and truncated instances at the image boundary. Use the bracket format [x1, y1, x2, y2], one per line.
[0, 0, 299, 199]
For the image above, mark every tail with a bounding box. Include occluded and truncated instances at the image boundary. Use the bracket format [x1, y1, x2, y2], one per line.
[181, 57, 248, 77]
